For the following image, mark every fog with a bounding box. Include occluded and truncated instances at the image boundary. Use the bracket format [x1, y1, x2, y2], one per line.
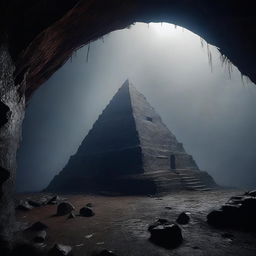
[16, 22, 256, 192]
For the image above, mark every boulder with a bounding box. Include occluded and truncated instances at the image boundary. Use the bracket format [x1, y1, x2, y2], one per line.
[148, 219, 183, 248]
[176, 212, 190, 225]
[16, 201, 33, 211]
[148, 218, 170, 231]
[207, 193, 256, 230]
[28, 200, 42, 207]
[34, 230, 47, 243]
[207, 210, 228, 227]
[86, 203, 93, 207]
[56, 202, 74, 216]
[80, 207, 95, 217]
[48, 195, 60, 205]
[48, 244, 72, 256]
[27, 221, 48, 231]
[240, 197, 256, 212]
[246, 190, 256, 197]
[39, 197, 49, 205]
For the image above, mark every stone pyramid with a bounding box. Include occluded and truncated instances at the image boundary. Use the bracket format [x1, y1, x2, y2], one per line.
[47, 80, 216, 194]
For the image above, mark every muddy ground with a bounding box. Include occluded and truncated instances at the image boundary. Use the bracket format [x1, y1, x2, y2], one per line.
[16, 189, 256, 256]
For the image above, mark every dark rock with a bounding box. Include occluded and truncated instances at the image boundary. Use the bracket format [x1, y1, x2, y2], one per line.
[208, 194, 256, 229]
[222, 233, 234, 239]
[221, 204, 241, 215]
[148, 220, 183, 248]
[92, 249, 117, 256]
[28, 200, 42, 207]
[34, 230, 47, 243]
[48, 195, 60, 205]
[67, 212, 76, 219]
[16, 201, 33, 211]
[57, 202, 74, 216]
[39, 197, 49, 205]
[247, 190, 256, 197]
[80, 207, 95, 217]
[27, 221, 48, 231]
[165, 206, 172, 210]
[86, 203, 93, 207]
[207, 210, 227, 227]
[240, 197, 256, 211]
[48, 244, 72, 256]
[148, 218, 170, 231]
[176, 212, 190, 225]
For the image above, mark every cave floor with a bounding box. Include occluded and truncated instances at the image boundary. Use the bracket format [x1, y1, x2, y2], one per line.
[16, 189, 256, 256]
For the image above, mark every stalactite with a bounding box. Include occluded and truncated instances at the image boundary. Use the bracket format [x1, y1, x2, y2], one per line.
[86, 42, 91, 62]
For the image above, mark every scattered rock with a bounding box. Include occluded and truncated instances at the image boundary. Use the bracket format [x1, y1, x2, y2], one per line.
[92, 249, 117, 256]
[67, 212, 76, 219]
[148, 218, 170, 231]
[34, 230, 47, 243]
[176, 212, 190, 225]
[48, 244, 72, 256]
[28, 200, 42, 207]
[27, 221, 48, 231]
[16, 201, 33, 211]
[57, 202, 74, 216]
[148, 219, 183, 248]
[80, 206, 95, 217]
[48, 195, 60, 205]
[39, 197, 49, 205]
[246, 190, 256, 197]
[86, 203, 93, 207]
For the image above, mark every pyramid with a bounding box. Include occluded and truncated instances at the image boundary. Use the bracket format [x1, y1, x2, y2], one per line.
[47, 80, 216, 194]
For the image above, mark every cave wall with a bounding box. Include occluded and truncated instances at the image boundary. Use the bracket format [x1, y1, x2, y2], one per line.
[0, 0, 256, 247]
[0, 45, 25, 251]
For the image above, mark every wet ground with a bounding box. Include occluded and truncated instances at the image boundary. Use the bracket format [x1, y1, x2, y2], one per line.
[16, 189, 256, 256]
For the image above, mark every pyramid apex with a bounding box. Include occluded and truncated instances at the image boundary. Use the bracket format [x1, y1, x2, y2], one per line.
[121, 79, 131, 88]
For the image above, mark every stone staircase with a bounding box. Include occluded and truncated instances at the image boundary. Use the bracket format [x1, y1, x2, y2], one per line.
[178, 173, 211, 191]
[101, 169, 217, 195]
[136, 169, 217, 194]
[176, 169, 216, 191]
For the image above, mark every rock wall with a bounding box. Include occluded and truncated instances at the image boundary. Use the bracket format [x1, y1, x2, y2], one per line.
[0, 45, 25, 251]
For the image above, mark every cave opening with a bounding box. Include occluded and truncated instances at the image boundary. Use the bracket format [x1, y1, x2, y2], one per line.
[16, 22, 256, 194]
[1, 1, 256, 253]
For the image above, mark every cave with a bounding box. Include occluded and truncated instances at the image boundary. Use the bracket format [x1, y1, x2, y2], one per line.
[1, 0, 256, 254]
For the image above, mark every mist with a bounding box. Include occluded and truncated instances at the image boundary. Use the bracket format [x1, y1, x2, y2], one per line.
[16, 22, 256, 192]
